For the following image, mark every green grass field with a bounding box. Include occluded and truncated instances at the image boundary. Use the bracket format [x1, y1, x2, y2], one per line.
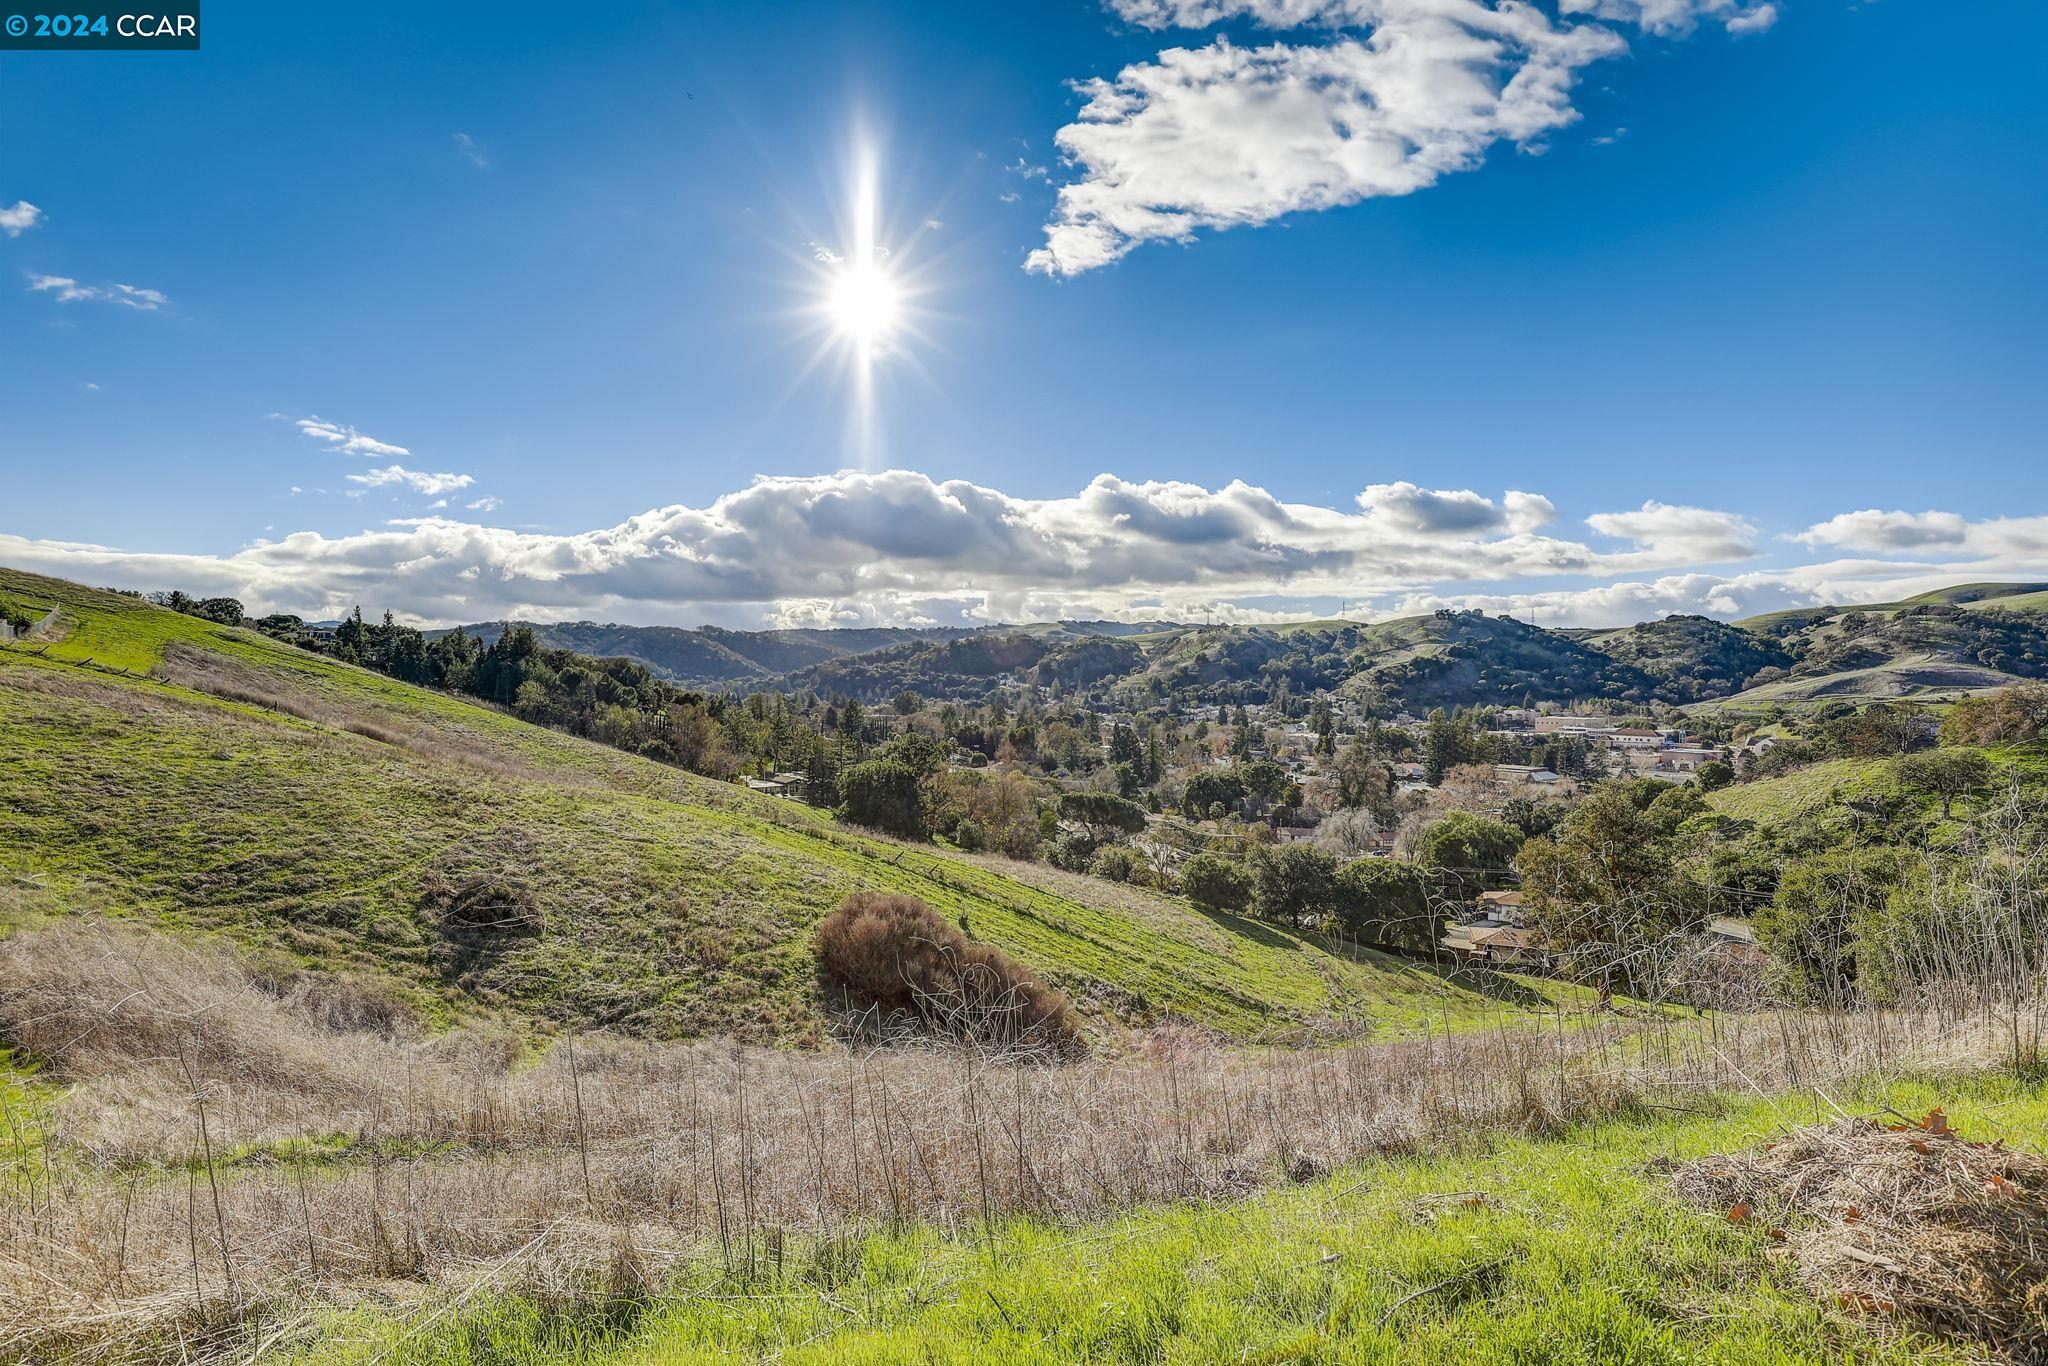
[1705, 756, 1906, 825]
[0, 1051, 46, 1169]
[0, 567, 1537, 1045]
[288, 1072, 2044, 1365]
[1705, 745, 2042, 828]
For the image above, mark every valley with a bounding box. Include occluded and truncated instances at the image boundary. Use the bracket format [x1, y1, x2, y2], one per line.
[5, 567, 2047, 1362]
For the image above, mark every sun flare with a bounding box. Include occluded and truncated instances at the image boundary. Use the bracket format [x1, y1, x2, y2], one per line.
[795, 136, 941, 468]
[828, 258, 900, 346]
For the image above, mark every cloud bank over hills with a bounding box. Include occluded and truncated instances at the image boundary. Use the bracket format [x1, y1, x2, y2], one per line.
[4, 469, 2041, 631]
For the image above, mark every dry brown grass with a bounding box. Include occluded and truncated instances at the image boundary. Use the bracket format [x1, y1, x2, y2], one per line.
[0, 918, 2026, 1363]
[816, 891, 1084, 1054]
[1674, 1114, 2048, 1359]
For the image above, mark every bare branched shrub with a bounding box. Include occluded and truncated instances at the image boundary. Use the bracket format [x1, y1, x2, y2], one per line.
[241, 954, 423, 1039]
[816, 892, 1083, 1056]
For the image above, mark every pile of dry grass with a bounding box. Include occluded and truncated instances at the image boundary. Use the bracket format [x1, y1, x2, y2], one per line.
[1673, 1112, 2048, 1358]
[816, 891, 1084, 1055]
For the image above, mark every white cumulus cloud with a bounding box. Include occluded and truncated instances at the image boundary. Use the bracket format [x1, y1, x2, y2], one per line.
[0, 468, 1966, 631]
[1797, 508, 1971, 552]
[1795, 509, 2048, 563]
[1557, 0, 1777, 36]
[1032, 0, 1780, 274]
[0, 201, 44, 236]
[1357, 482, 1512, 534]
[1504, 490, 1558, 534]
[1586, 500, 1760, 563]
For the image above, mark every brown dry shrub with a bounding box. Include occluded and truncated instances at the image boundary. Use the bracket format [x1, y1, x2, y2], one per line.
[816, 891, 1083, 1056]
[1672, 1114, 2048, 1358]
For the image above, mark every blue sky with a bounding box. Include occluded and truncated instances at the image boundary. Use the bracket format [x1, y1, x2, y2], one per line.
[2, 0, 2044, 628]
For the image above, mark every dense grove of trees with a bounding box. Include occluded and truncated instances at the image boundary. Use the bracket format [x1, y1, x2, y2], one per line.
[265, 611, 752, 771]
[1942, 683, 2048, 746]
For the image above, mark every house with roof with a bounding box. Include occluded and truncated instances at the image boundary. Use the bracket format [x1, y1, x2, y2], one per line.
[1439, 888, 1550, 965]
[1533, 715, 1615, 736]
[1441, 918, 1548, 967]
[745, 771, 809, 799]
[1655, 747, 1727, 774]
[1705, 916, 1771, 965]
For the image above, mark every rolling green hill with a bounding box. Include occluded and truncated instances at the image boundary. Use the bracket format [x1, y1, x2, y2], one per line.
[1706, 595, 2048, 707]
[1335, 611, 1649, 710]
[438, 618, 1186, 689]
[371, 582, 2048, 713]
[1737, 582, 2048, 634]
[0, 567, 1526, 1045]
[1704, 755, 1907, 825]
[1586, 615, 1791, 702]
[1109, 612, 1653, 711]
[765, 591, 2048, 713]
[1897, 581, 2048, 609]
[442, 620, 971, 685]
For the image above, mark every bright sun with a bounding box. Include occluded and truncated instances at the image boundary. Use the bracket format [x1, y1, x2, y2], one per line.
[828, 259, 900, 346]
[804, 138, 932, 467]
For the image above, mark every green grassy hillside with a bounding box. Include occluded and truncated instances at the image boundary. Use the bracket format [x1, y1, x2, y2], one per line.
[1704, 756, 1906, 825]
[1898, 581, 2048, 610]
[0, 568, 1519, 1045]
[1952, 587, 2048, 614]
[1702, 744, 2048, 832]
[1697, 658, 2016, 707]
[1340, 611, 1647, 710]
[1114, 612, 1652, 711]
[1704, 596, 2048, 709]
[402, 582, 2048, 711]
